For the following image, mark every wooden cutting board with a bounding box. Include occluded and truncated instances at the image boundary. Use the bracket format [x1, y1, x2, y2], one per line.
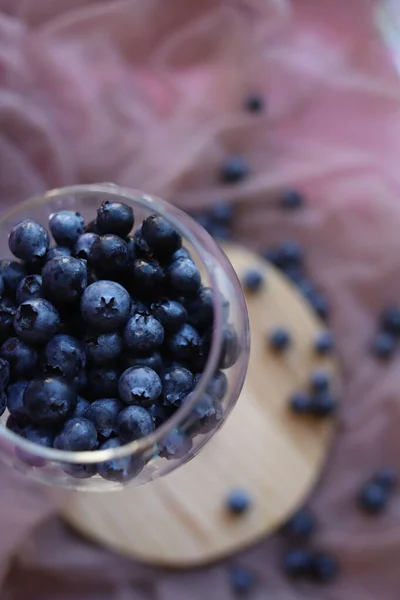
[61, 244, 337, 567]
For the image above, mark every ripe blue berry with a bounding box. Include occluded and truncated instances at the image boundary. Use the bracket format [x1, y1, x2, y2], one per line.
[141, 215, 182, 257]
[45, 246, 71, 262]
[132, 259, 164, 297]
[207, 370, 228, 400]
[21, 425, 54, 448]
[85, 331, 122, 366]
[226, 489, 252, 515]
[9, 220, 50, 261]
[7, 381, 29, 419]
[167, 258, 201, 295]
[0, 357, 10, 391]
[118, 366, 162, 407]
[0, 337, 38, 379]
[6, 414, 28, 435]
[73, 232, 99, 261]
[374, 468, 397, 492]
[151, 299, 187, 333]
[16, 274, 43, 304]
[162, 366, 194, 408]
[310, 370, 330, 393]
[44, 334, 86, 379]
[220, 156, 249, 184]
[89, 234, 129, 278]
[49, 211, 84, 247]
[268, 327, 291, 352]
[14, 298, 60, 344]
[123, 314, 164, 354]
[42, 256, 87, 305]
[245, 93, 264, 112]
[97, 437, 144, 482]
[81, 280, 131, 332]
[0, 299, 16, 339]
[0, 391, 6, 416]
[0, 260, 26, 294]
[289, 392, 312, 415]
[279, 189, 304, 210]
[282, 508, 316, 540]
[117, 405, 155, 442]
[122, 351, 163, 375]
[63, 463, 98, 479]
[72, 396, 90, 419]
[167, 323, 202, 363]
[310, 552, 339, 583]
[314, 330, 334, 355]
[380, 307, 400, 335]
[54, 417, 97, 451]
[358, 482, 388, 514]
[86, 398, 123, 439]
[159, 429, 192, 459]
[242, 268, 264, 293]
[96, 200, 134, 237]
[87, 367, 120, 399]
[188, 393, 222, 434]
[24, 377, 77, 425]
[228, 565, 256, 595]
[372, 331, 396, 359]
[310, 393, 337, 418]
[185, 286, 214, 330]
[282, 548, 313, 578]
[219, 326, 240, 370]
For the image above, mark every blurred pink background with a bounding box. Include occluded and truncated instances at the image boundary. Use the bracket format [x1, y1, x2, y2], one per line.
[1, 1, 400, 598]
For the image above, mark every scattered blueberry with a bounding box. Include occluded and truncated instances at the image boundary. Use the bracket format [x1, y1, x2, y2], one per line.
[24, 377, 77, 425]
[278, 240, 304, 268]
[89, 234, 129, 278]
[381, 306, 400, 336]
[132, 258, 164, 298]
[9, 220, 50, 261]
[14, 298, 60, 344]
[86, 398, 123, 440]
[42, 256, 87, 305]
[97, 437, 144, 482]
[162, 366, 194, 408]
[289, 392, 312, 415]
[314, 330, 334, 355]
[151, 299, 187, 333]
[118, 366, 162, 407]
[209, 201, 234, 226]
[0, 337, 38, 379]
[279, 189, 304, 210]
[372, 331, 396, 360]
[44, 334, 86, 379]
[81, 280, 131, 332]
[117, 405, 155, 443]
[85, 331, 122, 366]
[226, 489, 252, 515]
[310, 552, 339, 583]
[96, 200, 134, 237]
[159, 429, 192, 460]
[16, 274, 43, 305]
[49, 211, 84, 247]
[45, 246, 72, 262]
[310, 393, 337, 418]
[123, 314, 164, 355]
[73, 232, 99, 261]
[268, 327, 291, 352]
[220, 156, 249, 184]
[282, 508, 316, 540]
[242, 268, 264, 293]
[358, 482, 388, 514]
[87, 367, 120, 399]
[54, 417, 98, 451]
[167, 257, 201, 295]
[228, 565, 257, 595]
[282, 548, 313, 578]
[374, 468, 397, 492]
[310, 369, 330, 393]
[309, 292, 330, 321]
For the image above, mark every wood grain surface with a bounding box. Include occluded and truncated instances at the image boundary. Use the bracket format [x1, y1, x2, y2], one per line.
[62, 244, 337, 567]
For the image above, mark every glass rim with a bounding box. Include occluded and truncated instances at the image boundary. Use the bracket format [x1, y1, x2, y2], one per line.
[0, 183, 238, 464]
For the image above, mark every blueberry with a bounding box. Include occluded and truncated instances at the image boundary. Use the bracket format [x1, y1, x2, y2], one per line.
[209, 201, 234, 225]
[0, 391, 6, 416]
[159, 429, 192, 459]
[6, 414, 28, 435]
[167, 323, 202, 363]
[72, 370, 88, 394]
[268, 327, 291, 352]
[87, 367, 120, 399]
[42, 256, 87, 305]
[309, 292, 330, 321]
[381, 307, 400, 336]
[310, 393, 337, 418]
[21, 424, 54, 448]
[167, 258, 201, 295]
[126, 236, 136, 263]
[16, 274, 43, 304]
[245, 93, 264, 113]
[117, 405, 155, 443]
[24, 377, 76, 425]
[132, 259, 165, 298]
[133, 226, 152, 257]
[81, 281, 131, 332]
[208, 224, 231, 241]
[188, 393, 222, 434]
[63, 463, 98, 479]
[220, 156, 249, 184]
[85, 398, 122, 439]
[242, 268, 264, 293]
[9, 220, 49, 261]
[73, 232, 99, 261]
[228, 565, 256, 595]
[0, 337, 38, 379]
[185, 287, 214, 331]
[45, 246, 72, 262]
[289, 392, 312, 415]
[141, 214, 182, 257]
[0, 299, 16, 340]
[226, 489, 252, 515]
[282, 508, 316, 540]
[282, 548, 313, 578]
[279, 189, 305, 210]
[169, 247, 191, 263]
[0, 260, 26, 295]
[278, 240, 304, 267]
[118, 366, 162, 407]
[162, 366, 194, 408]
[151, 299, 187, 333]
[72, 396, 90, 419]
[129, 298, 151, 317]
[207, 370, 228, 400]
[85, 331, 122, 366]
[123, 314, 164, 355]
[310, 552, 339, 583]
[358, 482, 388, 514]
[54, 417, 98, 451]
[96, 200, 134, 237]
[97, 437, 144, 483]
[0, 357, 10, 391]
[310, 370, 330, 393]
[372, 331, 396, 359]
[14, 298, 60, 344]
[49, 211, 84, 247]
[374, 468, 397, 492]
[44, 334, 86, 379]
[0, 275, 4, 298]
[314, 330, 334, 355]
[148, 403, 171, 427]
[122, 352, 163, 375]
[89, 234, 129, 278]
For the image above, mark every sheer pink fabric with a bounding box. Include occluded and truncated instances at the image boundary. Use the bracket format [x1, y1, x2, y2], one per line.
[0, 1, 400, 598]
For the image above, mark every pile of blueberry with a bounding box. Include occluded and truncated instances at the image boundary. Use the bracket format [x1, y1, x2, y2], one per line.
[0, 200, 237, 482]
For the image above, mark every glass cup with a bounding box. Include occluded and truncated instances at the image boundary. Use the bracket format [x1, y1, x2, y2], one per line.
[0, 184, 250, 491]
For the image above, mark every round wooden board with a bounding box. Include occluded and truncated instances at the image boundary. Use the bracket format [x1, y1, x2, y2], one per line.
[61, 244, 337, 568]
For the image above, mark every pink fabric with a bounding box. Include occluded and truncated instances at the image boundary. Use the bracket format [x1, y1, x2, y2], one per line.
[1, 0, 400, 598]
